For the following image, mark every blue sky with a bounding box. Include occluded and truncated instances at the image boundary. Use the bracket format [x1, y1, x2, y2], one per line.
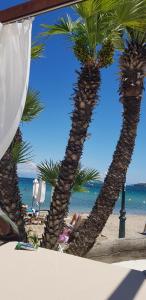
[3, 1, 146, 183]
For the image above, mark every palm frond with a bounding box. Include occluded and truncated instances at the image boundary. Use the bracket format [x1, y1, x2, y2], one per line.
[99, 0, 118, 12]
[37, 160, 61, 187]
[40, 1, 118, 61]
[74, 0, 117, 19]
[127, 27, 146, 44]
[12, 141, 33, 164]
[113, 0, 146, 30]
[31, 43, 45, 59]
[38, 160, 100, 193]
[22, 89, 44, 122]
[110, 31, 124, 50]
[40, 0, 146, 64]
[73, 185, 88, 193]
[73, 165, 100, 193]
[41, 15, 78, 36]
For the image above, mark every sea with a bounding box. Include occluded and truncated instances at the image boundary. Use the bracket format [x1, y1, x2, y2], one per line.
[19, 178, 146, 215]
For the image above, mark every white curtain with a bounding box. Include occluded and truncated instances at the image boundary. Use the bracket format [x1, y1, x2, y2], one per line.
[0, 19, 32, 160]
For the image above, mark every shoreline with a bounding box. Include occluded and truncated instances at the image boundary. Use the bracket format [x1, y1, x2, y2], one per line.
[39, 210, 146, 216]
[26, 213, 146, 242]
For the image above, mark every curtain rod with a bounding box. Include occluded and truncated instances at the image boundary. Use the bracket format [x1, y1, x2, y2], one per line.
[0, 0, 83, 24]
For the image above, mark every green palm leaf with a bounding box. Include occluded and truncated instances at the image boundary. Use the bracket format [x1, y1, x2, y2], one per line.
[12, 141, 33, 164]
[112, 0, 146, 29]
[74, 0, 117, 18]
[22, 89, 44, 122]
[73, 165, 100, 192]
[128, 28, 146, 44]
[37, 160, 61, 187]
[38, 160, 100, 193]
[31, 43, 45, 59]
[41, 0, 146, 63]
[41, 15, 79, 36]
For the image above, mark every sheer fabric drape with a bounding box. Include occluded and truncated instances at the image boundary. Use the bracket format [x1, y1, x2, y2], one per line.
[0, 19, 32, 159]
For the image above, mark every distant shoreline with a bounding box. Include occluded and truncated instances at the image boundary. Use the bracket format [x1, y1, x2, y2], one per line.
[19, 177, 146, 215]
[18, 177, 146, 187]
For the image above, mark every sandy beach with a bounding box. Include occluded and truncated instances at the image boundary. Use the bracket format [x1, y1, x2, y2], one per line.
[26, 213, 146, 242]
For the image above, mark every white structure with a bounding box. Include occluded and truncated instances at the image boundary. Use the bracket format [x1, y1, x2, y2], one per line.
[36, 180, 46, 204]
[32, 179, 39, 199]
[0, 20, 32, 159]
[0, 242, 146, 300]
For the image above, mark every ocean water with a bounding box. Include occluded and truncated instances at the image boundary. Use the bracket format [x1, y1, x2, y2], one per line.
[19, 178, 146, 215]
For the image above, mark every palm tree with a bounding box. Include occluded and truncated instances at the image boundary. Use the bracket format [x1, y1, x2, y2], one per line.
[38, 159, 99, 196]
[40, 0, 126, 249]
[38, 160, 99, 239]
[0, 89, 43, 240]
[67, 7, 146, 256]
[41, 0, 146, 250]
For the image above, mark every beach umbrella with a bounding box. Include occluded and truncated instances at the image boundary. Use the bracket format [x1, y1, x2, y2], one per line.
[32, 179, 39, 199]
[32, 178, 39, 209]
[36, 180, 46, 211]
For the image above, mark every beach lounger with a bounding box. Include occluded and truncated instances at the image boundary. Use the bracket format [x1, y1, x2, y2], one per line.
[25, 212, 46, 225]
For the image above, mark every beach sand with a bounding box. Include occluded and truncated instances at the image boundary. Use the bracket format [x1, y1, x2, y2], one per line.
[26, 213, 146, 241]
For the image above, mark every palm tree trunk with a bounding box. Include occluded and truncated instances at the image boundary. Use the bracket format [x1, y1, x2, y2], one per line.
[41, 63, 100, 249]
[0, 128, 27, 241]
[66, 40, 146, 256]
